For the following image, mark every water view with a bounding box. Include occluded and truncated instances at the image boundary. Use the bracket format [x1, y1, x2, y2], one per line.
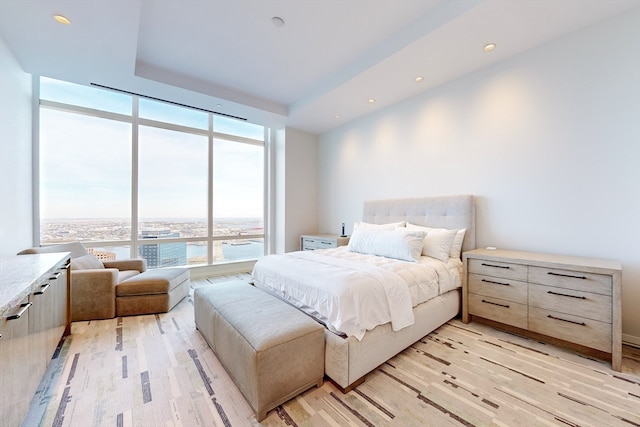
[40, 218, 264, 266]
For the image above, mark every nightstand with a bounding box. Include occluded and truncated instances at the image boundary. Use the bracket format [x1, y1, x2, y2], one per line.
[462, 248, 622, 371]
[301, 234, 350, 251]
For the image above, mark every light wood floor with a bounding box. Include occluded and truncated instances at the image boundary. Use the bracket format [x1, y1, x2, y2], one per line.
[23, 274, 640, 427]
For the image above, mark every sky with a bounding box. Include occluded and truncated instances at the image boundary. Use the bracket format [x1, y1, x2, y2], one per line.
[39, 77, 265, 219]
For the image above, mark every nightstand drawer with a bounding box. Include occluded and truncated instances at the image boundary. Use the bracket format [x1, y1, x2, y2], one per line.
[468, 293, 527, 329]
[529, 306, 611, 352]
[302, 237, 336, 249]
[529, 283, 611, 323]
[301, 235, 349, 251]
[468, 274, 527, 304]
[468, 259, 527, 281]
[528, 266, 611, 295]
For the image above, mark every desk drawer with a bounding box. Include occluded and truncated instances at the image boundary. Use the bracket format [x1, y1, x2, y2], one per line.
[468, 259, 527, 281]
[468, 293, 527, 329]
[529, 306, 611, 352]
[468, 274, 527, 304]
[528, 266, 611, 295]
[529, 283, 611, 323]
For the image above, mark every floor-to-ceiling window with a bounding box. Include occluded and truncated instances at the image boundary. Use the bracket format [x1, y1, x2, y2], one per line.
[38, 77, 265, 267]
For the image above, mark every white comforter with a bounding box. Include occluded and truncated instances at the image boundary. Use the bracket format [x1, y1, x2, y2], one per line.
[251, 246, 462, 341]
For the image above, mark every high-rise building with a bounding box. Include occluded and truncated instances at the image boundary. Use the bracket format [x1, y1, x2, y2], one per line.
[138, 229, 187, 268]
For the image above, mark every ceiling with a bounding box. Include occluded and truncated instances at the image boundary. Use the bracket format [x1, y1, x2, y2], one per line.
[0, 0, 637, 135]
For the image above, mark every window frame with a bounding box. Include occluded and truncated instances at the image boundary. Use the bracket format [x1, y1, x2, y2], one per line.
[36, 78, 268, 267]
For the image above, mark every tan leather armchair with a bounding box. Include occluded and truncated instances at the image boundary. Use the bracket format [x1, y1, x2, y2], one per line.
[18, 242, 146, 321]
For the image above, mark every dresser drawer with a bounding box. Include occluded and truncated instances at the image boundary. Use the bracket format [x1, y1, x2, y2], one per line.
[529, 306, 611, 353]
[468, 274, 527, 304]
[468, 259, 527, 281]
[468, 293, 527, 329]
[528, 266, 611, 295]
[529, 283, 611, 323]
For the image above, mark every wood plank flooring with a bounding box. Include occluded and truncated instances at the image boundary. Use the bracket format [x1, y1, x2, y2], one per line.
[22, 275, 640, 427]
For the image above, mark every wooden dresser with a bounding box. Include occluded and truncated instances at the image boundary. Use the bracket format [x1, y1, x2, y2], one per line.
[462, 248, 622, 371]
[0, 253, 71, 426]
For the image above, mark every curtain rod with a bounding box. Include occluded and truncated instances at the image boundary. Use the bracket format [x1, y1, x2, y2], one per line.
[90, 82, 248, 121]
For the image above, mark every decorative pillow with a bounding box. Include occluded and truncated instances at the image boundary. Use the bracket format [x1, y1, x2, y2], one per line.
[347, 228, 425, 262]
[353, 221, 406, 231]
[71, 254, 104, 270]
[406, 224, 466, 259]
[405, 223, 458, 262]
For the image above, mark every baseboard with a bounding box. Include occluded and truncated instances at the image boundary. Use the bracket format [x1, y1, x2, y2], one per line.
[622, 333, 640, 349]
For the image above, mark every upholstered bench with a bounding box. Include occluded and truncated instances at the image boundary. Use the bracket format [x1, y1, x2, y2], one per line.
[194, 281, 324, 421]
[116, 267, 190, 317]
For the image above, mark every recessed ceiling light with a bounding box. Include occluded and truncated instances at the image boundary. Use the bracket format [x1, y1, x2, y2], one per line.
[483, 43, 496, 52]
[271, 16, 285, 27]
[53, 14, 71, 25]
[334, 114, 341, 119]
[368, 98, 376, 104]
[415, 76, 424, 83]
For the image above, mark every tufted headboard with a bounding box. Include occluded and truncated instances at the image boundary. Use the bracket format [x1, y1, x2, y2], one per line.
[362, 195, 476, 255]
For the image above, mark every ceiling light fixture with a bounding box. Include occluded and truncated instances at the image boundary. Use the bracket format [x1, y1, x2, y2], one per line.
[271, 16, 285, 27]
[53, 14, 71, 25]
[368, 98, 376, 104]
[335, 114, 341, 119]
[415, 76, 424, 83]
[483, 43, 496, 52]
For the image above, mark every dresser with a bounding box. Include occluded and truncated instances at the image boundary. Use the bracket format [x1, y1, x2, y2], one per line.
[0, 253, 71, 426]
[462, 248, 622, 371]
[301, 234, 350, 251]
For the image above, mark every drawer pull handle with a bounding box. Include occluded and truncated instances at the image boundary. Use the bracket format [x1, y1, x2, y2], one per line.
[34, 283, 51, 295]
[6, 302, 32, 320]
[50, 272, 61, 279]
[547, 315, 586, 326]
[481, 299, 510, 308]
[482, 279, 510, 286]
[482, 263, 510, 269]
[548, 272, 587, 280]
[547, 290, 585, 299]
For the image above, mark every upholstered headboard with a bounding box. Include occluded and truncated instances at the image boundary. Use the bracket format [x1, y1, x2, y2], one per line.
[362, 195, 476, 255]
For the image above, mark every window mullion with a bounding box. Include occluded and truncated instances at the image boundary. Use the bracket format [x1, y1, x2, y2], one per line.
[208, 113, 214, 265]
[131, 96, 140, 259]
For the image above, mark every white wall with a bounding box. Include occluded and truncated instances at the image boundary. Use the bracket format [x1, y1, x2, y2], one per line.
[318, 11, 640, 344]
[274, 127, 319, 253]
[0, 36, 33, 255]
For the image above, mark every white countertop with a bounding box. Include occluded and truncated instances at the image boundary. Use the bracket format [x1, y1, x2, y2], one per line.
[0, 252, 70, 317]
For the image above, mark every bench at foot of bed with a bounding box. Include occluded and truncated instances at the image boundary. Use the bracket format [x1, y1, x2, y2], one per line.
[194, 280, 325, 421]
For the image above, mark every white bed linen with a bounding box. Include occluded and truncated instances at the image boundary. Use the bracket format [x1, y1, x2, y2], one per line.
[251, 247, 462, 341]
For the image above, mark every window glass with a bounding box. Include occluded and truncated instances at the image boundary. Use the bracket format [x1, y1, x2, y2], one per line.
[212, 138, 264, 260]
[139, 98, 208, 130]
[39, 109, 131, 244]
[38, 77, 266, 266]
[40, 77, 131, 115]
[214, 116, 264, 140]
[218, 238, 264, 262]
[138, 126, 208, 247]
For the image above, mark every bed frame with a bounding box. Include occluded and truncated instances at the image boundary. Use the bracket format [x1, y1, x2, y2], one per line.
[324, 194, 476, 391]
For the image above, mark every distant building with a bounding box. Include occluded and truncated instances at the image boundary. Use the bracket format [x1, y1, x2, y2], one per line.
[138, 229, 187, 268]
[87, 248, 116, 261]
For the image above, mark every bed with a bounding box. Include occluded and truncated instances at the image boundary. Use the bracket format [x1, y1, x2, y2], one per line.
[252, 195, 476, 391]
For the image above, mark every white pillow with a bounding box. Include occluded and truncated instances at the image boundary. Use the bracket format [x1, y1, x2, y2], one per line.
[353, 221, 406, 231]
[71, 254, 104, 270]
[406, 223, 459, 262]
[347, 228, 425, 262]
